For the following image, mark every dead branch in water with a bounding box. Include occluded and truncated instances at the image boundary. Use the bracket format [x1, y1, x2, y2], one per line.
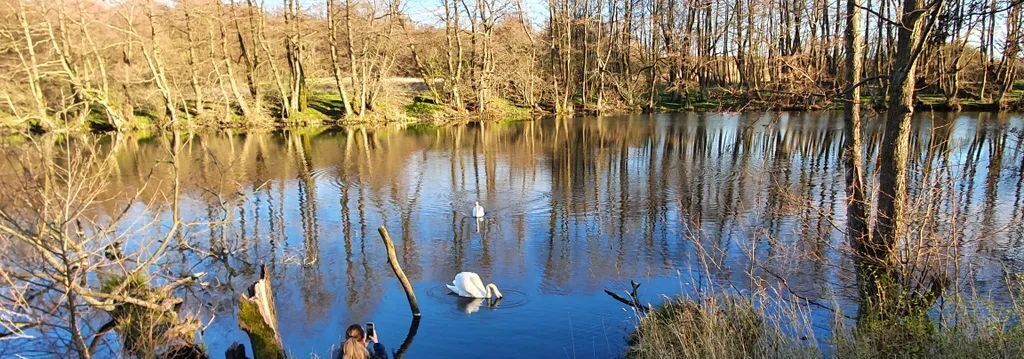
[378, 225, 421, 317]
[605, 280, 648, 313]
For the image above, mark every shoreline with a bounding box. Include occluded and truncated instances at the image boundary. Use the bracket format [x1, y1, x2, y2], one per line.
[2, 90, 1022, 135]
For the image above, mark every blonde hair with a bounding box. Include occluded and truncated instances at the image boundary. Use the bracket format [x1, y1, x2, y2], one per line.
[341, 324, 370, 359]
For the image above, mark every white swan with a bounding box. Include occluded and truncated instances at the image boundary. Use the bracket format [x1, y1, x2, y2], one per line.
[472, 201, 485, 218]
[446, 272, 503, 299]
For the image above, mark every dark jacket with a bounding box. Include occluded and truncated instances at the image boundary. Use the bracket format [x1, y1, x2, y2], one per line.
[370, 343, 388, 359]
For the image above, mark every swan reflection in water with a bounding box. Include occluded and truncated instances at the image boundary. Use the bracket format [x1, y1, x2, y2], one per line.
[456, 296, 503, 314]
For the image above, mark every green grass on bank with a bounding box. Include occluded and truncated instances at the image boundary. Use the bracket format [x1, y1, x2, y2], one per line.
[5, 83, 1022, 134]
[484, 97, 532, 121]
[403, 97, 446, 120]
[628, 294, 1024, 359]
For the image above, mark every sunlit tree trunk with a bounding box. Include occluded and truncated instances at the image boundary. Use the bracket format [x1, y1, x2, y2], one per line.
[345, 0, 364, 115]
[995, 4, 1021, 106]
[183, 2, 203, 116]
[327, 0, 355, 115]
[236, 1, 263, 116]
[285, 0, 307, 117]
[15, 1, 50, 128]
[247, 0, 288, 120]
[515, 0, 539, 108]
[216, 2, 253, 119]
[843, 0, 868, 253]
[870, 0, 943, 315]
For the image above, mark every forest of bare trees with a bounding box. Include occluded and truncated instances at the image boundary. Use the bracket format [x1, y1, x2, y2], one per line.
[0, 0, 1021, 131]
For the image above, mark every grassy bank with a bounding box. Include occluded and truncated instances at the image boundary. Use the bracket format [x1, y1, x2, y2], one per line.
[3, 83, 1022, 134]
[650, 87, 1024, 113]
[0, 78, 538, 133]
[627, 294, 1024, 359]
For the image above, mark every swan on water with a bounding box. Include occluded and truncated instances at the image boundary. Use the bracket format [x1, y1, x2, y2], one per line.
[446, 272, 503, 299]
[472, 201, 485, 218]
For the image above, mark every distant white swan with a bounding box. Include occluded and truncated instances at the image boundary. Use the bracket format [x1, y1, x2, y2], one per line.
[446, 272, 503, 299]
[472, 201, 485, 218]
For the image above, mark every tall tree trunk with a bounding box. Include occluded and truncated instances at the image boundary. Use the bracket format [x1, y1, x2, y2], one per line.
[184, 2, 203, 116]
[138, 3, 178, 127]
[285, 0, 307, 117]
[327, 0, 355, 115]
[248, 0, 288, 119]
[345, 0, 364, 115]
[844, 0, 868, 252]
[870, 0, 941, 313]
[16, 2, 50, 128]
[237, 2, 263, 116]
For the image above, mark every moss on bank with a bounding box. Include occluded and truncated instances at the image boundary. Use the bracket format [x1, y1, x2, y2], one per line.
[482, 97, 533, 121]
[404, 98, 447, 121]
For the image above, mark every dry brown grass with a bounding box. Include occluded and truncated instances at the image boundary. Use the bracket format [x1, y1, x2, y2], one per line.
[626, 295, 819, 359]
[629, 292, 1024, 359]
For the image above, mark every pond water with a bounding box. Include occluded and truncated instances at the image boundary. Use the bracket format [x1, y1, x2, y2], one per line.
[5, 112, 1024, 357]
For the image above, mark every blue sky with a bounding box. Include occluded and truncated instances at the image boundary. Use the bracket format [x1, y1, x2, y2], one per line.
[402, 0, 547, 26]
[280, 0, 546, 27]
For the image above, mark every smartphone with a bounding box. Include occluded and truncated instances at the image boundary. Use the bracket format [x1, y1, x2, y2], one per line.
[365, 322, 375, 339]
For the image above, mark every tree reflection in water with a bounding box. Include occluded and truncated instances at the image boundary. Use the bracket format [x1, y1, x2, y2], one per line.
[2, 112, 1022, 357]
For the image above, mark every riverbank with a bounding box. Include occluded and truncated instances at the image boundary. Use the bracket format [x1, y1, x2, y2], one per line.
[3, 79, 1022, 134]
[626, 294, 1024, 358]
[650, 84, 1024, 113]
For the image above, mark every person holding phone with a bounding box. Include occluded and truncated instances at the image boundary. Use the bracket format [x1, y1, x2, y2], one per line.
[337, 323, 388, 359]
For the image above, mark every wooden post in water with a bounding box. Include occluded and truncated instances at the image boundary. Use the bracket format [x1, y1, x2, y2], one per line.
[378, 225, 421, 317]
[236, 265, 286, 359]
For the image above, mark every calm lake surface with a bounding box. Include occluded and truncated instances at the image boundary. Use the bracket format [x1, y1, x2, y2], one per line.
[7, 112, 1024, 357]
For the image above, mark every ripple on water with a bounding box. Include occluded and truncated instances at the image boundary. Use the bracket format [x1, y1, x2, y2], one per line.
[310, 166, 336, 182]
[424, 284, 530, 314]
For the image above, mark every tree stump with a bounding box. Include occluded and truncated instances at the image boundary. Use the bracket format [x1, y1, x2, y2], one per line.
[237, 266, 285, 359]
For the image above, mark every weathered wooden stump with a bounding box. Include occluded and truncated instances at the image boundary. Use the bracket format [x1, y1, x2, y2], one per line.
[236, 266, 285, 359]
